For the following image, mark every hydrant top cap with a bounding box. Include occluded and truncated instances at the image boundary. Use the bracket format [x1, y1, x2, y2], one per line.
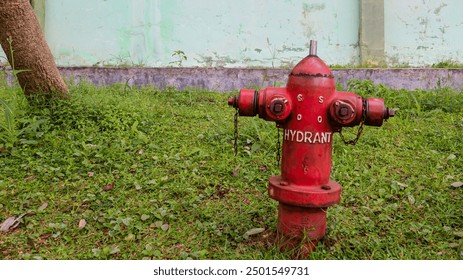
[290, 55, 333, 78]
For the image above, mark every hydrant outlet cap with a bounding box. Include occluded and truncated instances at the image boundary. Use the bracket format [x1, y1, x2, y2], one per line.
[228, 97, 237, 107]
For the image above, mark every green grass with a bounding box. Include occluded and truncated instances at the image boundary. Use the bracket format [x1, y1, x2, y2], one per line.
[0, 79, 462, 260]
[330, 60, 463, 68]
[432, 60, 463, 68]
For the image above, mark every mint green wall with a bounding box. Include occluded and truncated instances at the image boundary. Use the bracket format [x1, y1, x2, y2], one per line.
[385, 0, 463, 66]
[43, 0, 360, 67]
[2, 0, 462, 67]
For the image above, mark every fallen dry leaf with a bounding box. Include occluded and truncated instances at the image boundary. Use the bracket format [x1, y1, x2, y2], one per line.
[38, 202, 48, 211]
[87, 172, 94, 177]
[233, 165, 240, 177]
[243, 228, 265, 239]
[396, 181, 409, 188]
[447, 154, 457, 161]
[451, 182, 463, 188]
[0, 217, 19, 232]
[0, 211, 33, 232]
[109, 246, 120, 255]
[78, 219, 87, 229]
[259, 165, 268, 171]
[23, 175, 35, 182]
[103, 184, 114, 191]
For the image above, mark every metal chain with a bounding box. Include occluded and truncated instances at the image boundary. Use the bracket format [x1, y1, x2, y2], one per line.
[233, 107, 239, 156]
[276, 125, 281, 164]
[338, 121, 364, 145]
[338, 98, 367, 145]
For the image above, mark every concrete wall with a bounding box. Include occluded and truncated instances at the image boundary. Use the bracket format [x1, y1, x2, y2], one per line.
[2, 0, 463, 68]
[42, 0, 359, 67]
[385, 0, 463, 66]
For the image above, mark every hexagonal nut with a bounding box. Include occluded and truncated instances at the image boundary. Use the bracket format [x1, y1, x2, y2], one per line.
[335, 101, 354, 121]
[269, 99, 286, 116]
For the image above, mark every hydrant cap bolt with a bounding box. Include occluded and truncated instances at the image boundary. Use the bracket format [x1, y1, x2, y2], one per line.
[385, 108, 395, 119]
[228, 97, 237, 107]
[334, 101, 355, 122]
[274, 103, 283, 113]
[269, 99, 286, 115]
[339, 107, 349, 116]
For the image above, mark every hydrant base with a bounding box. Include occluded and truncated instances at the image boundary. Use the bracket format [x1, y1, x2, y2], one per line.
[268, 176, 342, 208]
[277, 203, 328, 246]
[268, 176, 342, 255]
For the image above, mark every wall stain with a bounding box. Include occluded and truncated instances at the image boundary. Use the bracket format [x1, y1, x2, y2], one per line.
[301, 3, 325, 41]
[434, 3, 447, 15]
[196, 52, 238, 67]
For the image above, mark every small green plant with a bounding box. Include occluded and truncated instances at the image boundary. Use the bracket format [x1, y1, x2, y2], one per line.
[94, 54, 147, 68]
[6, 37, 31, 80]
[266, 38, 285, 69]
[0, 97, 15, 147]
[170, 50, 188, 67]
[0, 37, 37, 148]
[0, 96, 49, 149]
[432, 60, 463, 68]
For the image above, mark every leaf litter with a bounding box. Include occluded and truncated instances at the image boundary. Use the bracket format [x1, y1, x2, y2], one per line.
[0, 210, 34, 232]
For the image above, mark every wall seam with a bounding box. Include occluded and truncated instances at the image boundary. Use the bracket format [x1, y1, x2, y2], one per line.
[359, 0, 385, 66]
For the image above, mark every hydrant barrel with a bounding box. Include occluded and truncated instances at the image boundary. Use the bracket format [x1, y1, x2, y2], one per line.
[281, 53, 337, 186]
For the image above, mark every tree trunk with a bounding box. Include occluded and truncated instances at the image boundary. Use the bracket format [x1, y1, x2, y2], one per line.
[0, 0, 69, 99]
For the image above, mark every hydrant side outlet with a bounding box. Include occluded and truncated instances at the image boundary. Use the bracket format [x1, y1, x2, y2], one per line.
[228, 40, 394, 255]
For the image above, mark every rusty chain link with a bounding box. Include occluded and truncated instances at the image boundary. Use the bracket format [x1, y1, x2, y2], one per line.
[338, 121, 364, 145]
[233, 107, 239, 156]
[276, 125, 281, 164]
[338, 98, 367, 145]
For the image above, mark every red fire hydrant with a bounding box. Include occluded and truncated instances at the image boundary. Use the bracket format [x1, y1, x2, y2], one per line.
[228, 40, 394, 255]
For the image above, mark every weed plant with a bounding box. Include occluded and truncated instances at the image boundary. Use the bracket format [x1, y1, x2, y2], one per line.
[0, 79, 462, 260]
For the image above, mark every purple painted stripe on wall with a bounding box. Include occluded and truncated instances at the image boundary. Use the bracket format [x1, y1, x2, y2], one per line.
[23, 67, 463, 92]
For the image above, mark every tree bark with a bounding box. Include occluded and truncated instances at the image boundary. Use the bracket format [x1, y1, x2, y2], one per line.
[0, 0, 69, 99]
